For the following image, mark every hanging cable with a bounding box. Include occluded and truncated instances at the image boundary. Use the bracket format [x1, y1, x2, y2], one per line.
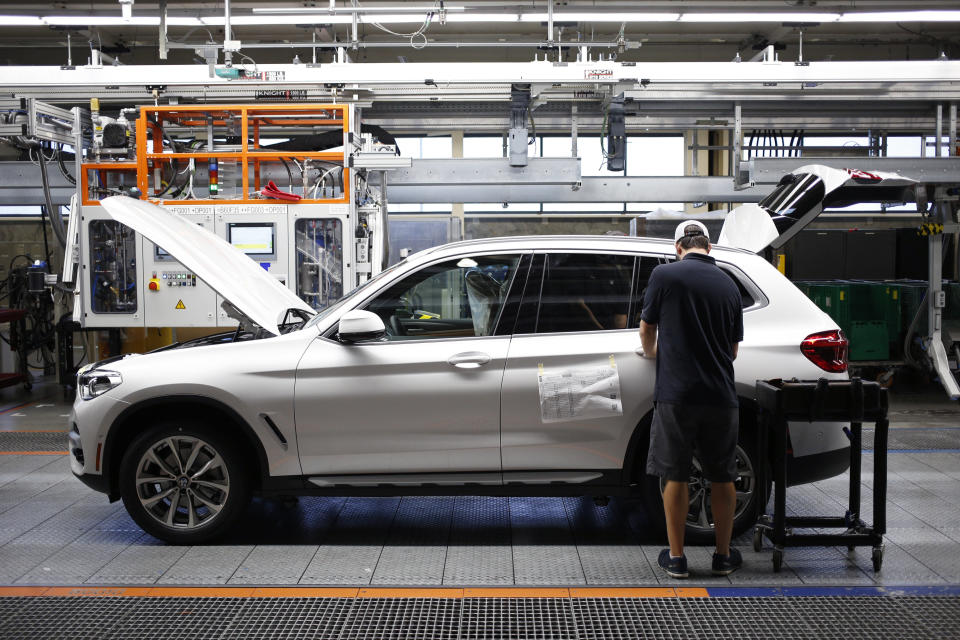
[29, 140, 67, 248]
[361, 0, 438, 49]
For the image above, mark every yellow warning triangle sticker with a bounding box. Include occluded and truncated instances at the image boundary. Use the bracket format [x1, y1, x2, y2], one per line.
[175, 300, 186, 310]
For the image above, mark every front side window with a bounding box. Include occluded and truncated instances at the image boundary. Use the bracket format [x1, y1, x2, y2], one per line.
[364, 254, 521, 340]
[535, 253, 635, 334]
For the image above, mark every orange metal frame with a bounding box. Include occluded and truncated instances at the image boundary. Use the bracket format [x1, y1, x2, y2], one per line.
[80, 104, 354, 206]
[80, 162, 138, 206]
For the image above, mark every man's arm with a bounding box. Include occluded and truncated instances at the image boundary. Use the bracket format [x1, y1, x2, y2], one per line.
[732, 342, 739, 361]
[640, 320, 658, 359]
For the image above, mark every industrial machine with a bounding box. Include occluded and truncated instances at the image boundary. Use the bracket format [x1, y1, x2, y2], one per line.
[69, 103, 400, 330]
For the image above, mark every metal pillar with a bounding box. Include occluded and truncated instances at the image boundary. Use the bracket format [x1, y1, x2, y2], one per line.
[950, 103, 957, 157]
[223, 0, 233, 67]
[159, 0, 168, 60]
[571, 104, 578, 158]
[733, 102, 743, 186]
[379, 170, 390, 271]
[936, 103, 943, 157]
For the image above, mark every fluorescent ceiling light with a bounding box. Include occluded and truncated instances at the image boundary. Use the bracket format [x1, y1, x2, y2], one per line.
[42, 15, 161, 26]
[359, 14, 439, 23]
[166, 17, 203, 26]
[201, 15, 355, 25]
[534, 12, 680, 22]
[0, 15, 44, 25]
[679, 13, 840, 23]
[445, 13, 524, 23]
[208, 14, 436, 25]
[838, 11, 960, 22]
[253, 5, 463, 14]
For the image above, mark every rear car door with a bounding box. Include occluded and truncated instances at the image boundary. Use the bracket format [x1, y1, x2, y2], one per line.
[499, 251, 664, 480]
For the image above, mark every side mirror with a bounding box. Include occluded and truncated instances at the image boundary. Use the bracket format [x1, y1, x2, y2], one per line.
[337, 310, 386, 343]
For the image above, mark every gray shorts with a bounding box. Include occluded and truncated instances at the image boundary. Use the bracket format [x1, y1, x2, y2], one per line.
[646, 402, 739, 483]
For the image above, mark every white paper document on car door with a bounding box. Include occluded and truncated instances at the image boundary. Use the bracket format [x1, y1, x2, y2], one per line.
[537, 356, 623, 423]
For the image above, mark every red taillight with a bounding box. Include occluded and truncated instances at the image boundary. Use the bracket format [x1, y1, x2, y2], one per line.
[801, 330, 848, 373]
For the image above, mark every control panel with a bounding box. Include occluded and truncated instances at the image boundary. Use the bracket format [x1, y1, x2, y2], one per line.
[158, 271, 198, 287]
[140, 211, 218, 327]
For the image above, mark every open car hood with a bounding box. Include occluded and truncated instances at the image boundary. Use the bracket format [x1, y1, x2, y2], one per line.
[718, 164, 918, 252]
[99, 196, 313, 335]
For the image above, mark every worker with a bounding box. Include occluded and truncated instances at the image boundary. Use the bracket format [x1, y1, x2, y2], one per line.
[639, 220, 744, 578]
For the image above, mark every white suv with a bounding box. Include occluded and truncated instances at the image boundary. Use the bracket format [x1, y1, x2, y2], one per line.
[70, 183, 856, 544]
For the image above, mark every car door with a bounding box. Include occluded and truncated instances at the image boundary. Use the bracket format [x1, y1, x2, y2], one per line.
[295, 252, 529, 479]
[499, 251, 664, 480]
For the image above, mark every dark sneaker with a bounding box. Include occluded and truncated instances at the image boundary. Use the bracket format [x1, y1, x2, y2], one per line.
[712, 548, 743, 576]
[657, 549, 689, 579]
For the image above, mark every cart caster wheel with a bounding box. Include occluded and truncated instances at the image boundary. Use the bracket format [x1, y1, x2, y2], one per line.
[753, 528, 764, 552]
[872, 546, 884, 572]
[772, 548, 784, 572]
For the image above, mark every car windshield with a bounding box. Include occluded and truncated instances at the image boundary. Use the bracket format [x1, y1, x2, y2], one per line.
[303, 259, 408, 329]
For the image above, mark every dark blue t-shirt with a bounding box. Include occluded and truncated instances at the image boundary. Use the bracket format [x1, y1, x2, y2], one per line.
[640, 252, 743, 408]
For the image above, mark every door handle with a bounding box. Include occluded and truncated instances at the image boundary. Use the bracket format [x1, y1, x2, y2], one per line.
[447, 351, 491, 368]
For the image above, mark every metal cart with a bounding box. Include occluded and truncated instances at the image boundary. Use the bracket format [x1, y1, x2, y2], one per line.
[753, 378, 889, 572]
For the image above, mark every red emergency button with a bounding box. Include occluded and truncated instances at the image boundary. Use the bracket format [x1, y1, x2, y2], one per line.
[148, 278, 160, 291]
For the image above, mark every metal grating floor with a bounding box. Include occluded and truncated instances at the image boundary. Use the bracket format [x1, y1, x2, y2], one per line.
[0, 432, 67, 453]
[0, 595, 958, 640]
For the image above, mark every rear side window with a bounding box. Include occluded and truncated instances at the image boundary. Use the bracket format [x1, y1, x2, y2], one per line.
[518, 253, 634, 334]
[725, 270, 756, 308]
[654, 256, 759, 310]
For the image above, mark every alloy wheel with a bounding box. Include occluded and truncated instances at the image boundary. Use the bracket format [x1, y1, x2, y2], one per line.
[134, 435, 230, 530]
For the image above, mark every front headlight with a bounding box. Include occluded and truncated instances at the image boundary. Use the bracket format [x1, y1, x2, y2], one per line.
[77, 370, 122, 400]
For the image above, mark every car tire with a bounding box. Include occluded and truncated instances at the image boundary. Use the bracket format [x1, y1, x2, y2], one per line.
[119, 420, 251, 544]
[642, 406, 771, 545]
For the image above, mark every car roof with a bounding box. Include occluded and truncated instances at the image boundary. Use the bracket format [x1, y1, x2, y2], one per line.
[416, 235, 756, 260]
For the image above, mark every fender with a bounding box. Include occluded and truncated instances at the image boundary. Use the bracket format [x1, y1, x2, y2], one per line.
[102, 394, 271, 499]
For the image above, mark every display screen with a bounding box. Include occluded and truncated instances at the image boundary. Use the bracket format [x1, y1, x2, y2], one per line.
[228, 223, 275, 256]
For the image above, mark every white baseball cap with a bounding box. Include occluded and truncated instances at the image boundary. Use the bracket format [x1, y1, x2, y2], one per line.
[674, 219, 710, 243]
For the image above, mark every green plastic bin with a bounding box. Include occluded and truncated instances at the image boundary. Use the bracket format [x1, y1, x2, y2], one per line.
[848, 320, 890, 361]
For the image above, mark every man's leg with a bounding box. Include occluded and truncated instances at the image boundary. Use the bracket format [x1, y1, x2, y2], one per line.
[710, 481, 736, 556]
[662, 480, 689, 557]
